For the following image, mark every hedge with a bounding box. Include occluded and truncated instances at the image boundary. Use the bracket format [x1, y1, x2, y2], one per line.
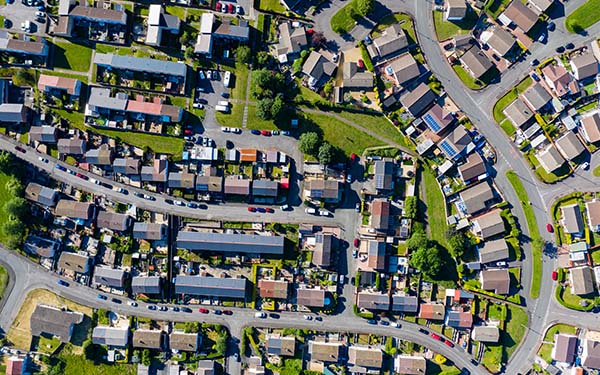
[555, 285, 595, 312]
[358, 41, 374, 72]
[353, 304, 374, 319]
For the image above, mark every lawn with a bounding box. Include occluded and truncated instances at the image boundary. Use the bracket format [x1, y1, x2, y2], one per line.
[60, 354, 135, 375]
[257, 0, 287, 13]
[0, 172, 14, 245]
[53, 42, 93, 72]
[481, 343, 502, 373]
[543, 324, 577, 341]
[371, 13, 416, 44]
[433, 8, 479, 41]
[246, 105, 280, 130]
[165, 5, 187, 20]
[422, 166, 448, 246]
[0, 266, 8, 300]
[231, 63, 249, 101]
[331, 0, 360, 34]
[504, 305, 528, 359]
[336, 111, 411, 148]
[566, 0, 600, 33]
[506, 170, 542, 299]
[215, 103, 245, 129]
[594, 165, 600, 177]
[484, 0, 512, 18]
[453, 65, 485, 90]
[493, 77, 533, 125]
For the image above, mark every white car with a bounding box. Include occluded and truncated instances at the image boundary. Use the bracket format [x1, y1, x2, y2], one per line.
[236, 5, 242, 14]
[581, 162, 590, 170]
[232, 128, 241, 134]
[35, 11, 45, 18]
[319, 210, 331, 217]
[174, 200, 185, 206]
[221, 127, 231, 132]
[255, 312, 266, 318]
[128, 301, 138, 307]
[304, 315, 313, 320]
[192, 103, 204, 109]
[221, 3, 227, 12]
[280, 204, 290, 211]
[38, 156, 48, 163]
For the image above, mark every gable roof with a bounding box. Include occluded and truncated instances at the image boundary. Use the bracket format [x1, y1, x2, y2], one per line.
[313, 233, 334, 267]
[307, 179, 340, 200]
[370, 199, 390, 231]
[536, 144, 565, 173]
[25, 182, 58, 207]
[96, 211, 131, 231]
[586, 200, 600, 228]
[57, 137, 86, 155]
[133, 222, 166, 241]
[92, 326, 129, 347]
[296, 288, 325, 307]
[176, 231, 285, 254]
[258, 279, 289, 299]
[94, 53, 187, 77]
[373, 24, 408, 60]
[266, 335, 296, 356]
[170, 332, 199, 352]
[366, 239, 386, 270]
[561, 203, 584, 235]
[132, 276, 162, 294]
[421, 104, 454, 135]
[385, 53, 420, 85]
[30, 304, 83, 342]
[38, 74, 81, 95]
[392, 294, 418, 312]
[480, 269, 510, 294]
[58, 252, 92, 273]
[174, 275, 248, 299]
[302, 51, 336, 83]
[569, 266, 594, 295]
[459, 182, 495, 215]
[357, 292, 390, 310]
[418, 302, 445, 320]
[481, 27, 516, 56]
[438, 124, 473, 160]
[460, 46, 493, 79]
[473, 209, 505, 239]
[224, 177, 250, 195]
[343, 61, 373, 88]
[503, 99, 534, 128]
[555, 131, 586, 160]
[571, 52, 598, 80]
[479, 238, 509, 263]
[458, 152, 486, 182]
[553, 333, 578, 363]
[503, 0, 539, 32]
[582, 338, 600, 368]
[446, 310, 473, 328]
[133, 329, 164, 349]
[581, 112, 600, 143]
[394, 355, 426, 375]
[520, 82, 552, 111]
[471, 326, 500, 343]
[275, 21, 307, 56]
[308, 341, 342, 362]
[374, 160, 394, 190]
[400, 83, 436, 117]
[93, 266, 126, 288]
[348, 346, 383, 369]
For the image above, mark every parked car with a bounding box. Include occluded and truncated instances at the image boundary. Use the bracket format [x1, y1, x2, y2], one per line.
[552, 271, 558, 281]
[430, 333, 441, 340]
[546, 223, 554, 233]
[364, 36, 372, 44]
[251, 129, 261, 135]
[255, 312, 266, 318]
[171, 306, 180, 312]
[220, 3, 226, 12]
[112, 298, 121, 304]
[380, 320, 390, 326]
[282, 130, 290, 136]
[147, 305, 157, 310]
[269, 313, 280, 319]
[319, 210, 331, 217]
[280, 204, 290, 211]
[222, 127, 231, 132]
[353, 238, 359, 247]
[232, 128, 242, 134]
[419, 328, 429, 335]
[215, 2, 221, 10]
[547, 21, 555, 31]
[265, 208, 274, 213]
[261, 130, 271, 136]
[444, 339, 455, 347]
[357, 59, 365, 69]
[556, 46, 565, 53]
[143, 194, 155, 201]
[537, 33, 546, 43]
[272, 130, 280, 135]
[315, 316, 323, 321]
[530, 59, 539, 66]
[174, 200, 185, 206]
[199, 308, 209, 313]
[248, 207, 257, 212]
[352, 249, 358, 258]
[181, 307, 192, 313]
[14, 145, 26, 153]
[227, 3, 234, 13]
[159, 306, 168, 311]
[214, 309, 222, 315]
[366, 319, 377, 324]
[305, 208, 316, 215]
[256, 207, 266, 213]
[56, 165, 67, 171]
[531, 73, 540, 82]
[566, 42, 575, 49]
[304, 315, 313, 320]
[582, 161, 590, 170]
[199, 70, 206, 79]
[38, 156, 48, 163]
[186, 202, 198, 209]
[236, 4, 242, 14]
[355, 202, 361, 212]
[128, 301, 138, 307]
[223, 310, 233, 315]
[495, 261, 508, 268]
[57, 280, 69, 287]
[97, 294, 107, 300]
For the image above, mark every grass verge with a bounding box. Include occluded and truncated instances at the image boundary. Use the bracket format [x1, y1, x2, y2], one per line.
[566, 0, 600, 33]
[0, 266, 8, 300]
[433, 8, 479, 41]
[331, 0, 360, 34]
[493, 77, 533, 128]
[53, 42, 93, 72]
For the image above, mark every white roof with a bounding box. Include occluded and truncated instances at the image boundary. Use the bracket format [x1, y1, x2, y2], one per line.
[148, 4, 162, 25]
[200, 13, 214, 34]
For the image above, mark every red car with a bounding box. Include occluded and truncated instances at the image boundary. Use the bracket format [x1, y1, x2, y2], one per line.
[350, 153, 357, 162]
[444, 339, 455, 348]
[430, 333, 441, 341]
[198, 308, 209, 313]
[552, 271, 558, 281]
[223, 310, 233, 315]
[265, 208, 274, 213]
[14, 146, 25, 153]
[184, 129, 193, 135]
[357, 59, 365, 69]
[248, 207, 256, 212]
[353, 238, 359, 247]
[546, 223, 554, 233]
[261, 130, 271, 136]
[228, 3, 234, 13]
[215, 2, 221, 10]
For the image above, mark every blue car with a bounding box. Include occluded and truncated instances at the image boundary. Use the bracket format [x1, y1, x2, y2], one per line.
[97, 294, 107, 300]
[282, 130, 290, 136]
[55, 164, 67, 171]
[256, 207, 266, 213]
[57, 280, 69, 287]
[186, 202, 198, 209]
[367, 319, 377, 325]
[251, 129, 261, 135]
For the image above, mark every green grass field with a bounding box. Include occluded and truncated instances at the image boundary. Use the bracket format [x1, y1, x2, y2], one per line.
[544, 323, 577, 341]
[331, 0, 360, 34]
[453, 65, 485, 90]
[433, 8, 478, 41]
[422, 166, 448, 246]
[215, 104, 244, 129]
[566, 0, 600, 33]
[493, 77, 533, 125]
[257, 0, 287, 13]
[336, 111, 411, 148]
[594, 165, 600, 177]
[53, 42, 93, 72]
[504, 305, 529, 359]
[0, 173, 14, 245]
[0, 265, 8, 300]
[60, 354, 135, 375]
[506, 170, 542, 298]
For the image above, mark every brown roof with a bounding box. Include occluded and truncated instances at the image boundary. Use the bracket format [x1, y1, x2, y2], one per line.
[6, 39, 47, 55]
[309, 341, 342, 362]
[69, 5, 127, 23]
[586, 201, 600, 228]
[418, 302, 445, 320]
[258, 279, 289, 299]
[460, 46, 493, 79]
[569, 266, 594, 295]
[38, 74, 80, 95]
[347, 346, 383, 368]
[458, 152, 486, 182]
[370, 199, 390, 231]
[296, 288, 325, 307]
[58, 252, 91, 273]
[386, 53, 420, 85]
[542, 63, 578, 97]
[30, 304, 83, 343]
[459, 182, 495, 215]
[395, 355, 426, 375]
[553, 334, 578, 363]
[313, 233, 333, 267]
[471, 326, 501, 343]
[96, 211, 131, 231]
[169, 332, 198, 352]
[266, 335, 296, 356]
[224, 177, 250, 195]
[503, 0, 539, 32]
[133, 330, 164, 349]
[57, 138, 85, 155]
[571, 52, 599, 80]
[581, 112, 600, 143]
[480, 269, 510, 294]
[240, 148, 258, 162]
[473, 209, 505, 239]
[55, 200, 95, 220]
[307, 179, 340, 200]
[555, 131, 586, 160]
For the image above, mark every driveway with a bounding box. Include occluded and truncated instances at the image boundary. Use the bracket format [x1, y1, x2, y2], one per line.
[0, 1, 47, 35]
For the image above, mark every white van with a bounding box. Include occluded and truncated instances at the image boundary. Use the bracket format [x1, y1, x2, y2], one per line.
[223, 71, 231, 88]
[254, 312, 266, 318]
[305, 208, 316, 214]
[218, 100, 230, 107]
[215, 105, 229, 112]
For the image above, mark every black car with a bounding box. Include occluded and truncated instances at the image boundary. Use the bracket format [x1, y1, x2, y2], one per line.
[181, 307, 192, 313]
[133, 192, 143, 198]
[159, 306, 168, 311]
[269, 313, 280, 319]
[380, 320, 390, 326]
[112, 298, 121, 304]
[418, 328, 429, 335]
[566, 42, 575, 49]
[165, 199, 174, 205]
[470, 359, 479, 366]
[556, 46, 565, 53]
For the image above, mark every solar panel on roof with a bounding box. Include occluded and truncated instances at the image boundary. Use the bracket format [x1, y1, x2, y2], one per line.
[423, 113, 441, 133]
[440, 141, 457, 158]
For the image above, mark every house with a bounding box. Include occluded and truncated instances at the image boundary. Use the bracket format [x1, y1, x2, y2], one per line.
[374, 160, 394, 192]
[473, 209, 505, 239]
[170, 332, 199, 352]
[305, 179, 341, 203]
[58, 252, 92, 274]
[258, 279, 289, 299]
[252, 180, 279, 198]
[561, 204, 584, 236]
[446, 0, 468, 20]
[67, 5, 127, 26]
[174, 275, 248, 300]
[194, 13, 214, 56]
[213, 19, 250, 42]
[369, 24, 408, 62]
[266, 335, 295, 356]
[112, 158, 141, 175]
[132, 276, 162, 295]
[308, 341, 343, 363]
[529, 0, 554, 13]
[478, 238, 510, 264]
[445, 310, 473, 329]
[370, 199, 390, 232]
[555, 131, 586, 161]
[570, 52, 598, 81]
[29, 126, 57, 144]
[0, 33, 49, 61]
[92, 326, 130, 347]
[536, 144, 565, 173]
[542, 64, 579, 98]
[471, 326, 500, 343]
[57, 137, 86, 155]
[55, 200, 95, 220]
[168, 172, 196, 189]
[459, 181, 495, 215]
[357, 292, 390, 310]
[146, 5, 180, 46]
[384, 53, 420, 86]
[96, 211, 132, 231]
[30, 304, 83, 342]
[343, 61, 373, 89]
[197, 360, 216, 375]
[366, 240, 387, 270]
[25, 182, 58, 207]
[460, 46, 494, 79]
[37, 74, 81, 97]
[581, 112, 600, 144]
[85, 145, 114, 165]
[176, 231, 285, 255]
[503, 99, 534, 129]
[296, 288, 325, 307]
[133, 222, 167, 241]
[274, 21, 307, 62]
[422, 104, 455, 135]
[502, 0, 539, 33]
[224, 177, 251, 196]
[569, 266, 595, 295]
[520, 83, 552, 112]
[347, 346, 383, 371]
[5, 356, 26, 375]
[93, 266, 126, 289]
[438, 124, 473, 160]
[552, 333, 578, 364]
[394, 355, 426, 375]
[0, 104, 28, 124]
[24, 235, 60, 258]
[133, 329, 164, 350]
[141, 159, 168, 183]
[400, 83, 436, 117]
[445, 288, 474, 305]
[587, 201, 600, 232]
[392, 294, 418, 313]
[581, 338, 600, 368]
[418, 302, 445, 321]
[480, 269, 510, 294]
[480, 27, 516, 57]
[302, 51, 336, 89]
[196, 176, 223, 194]
[458, 152, 487, 184]
[313, 233, 334, 267]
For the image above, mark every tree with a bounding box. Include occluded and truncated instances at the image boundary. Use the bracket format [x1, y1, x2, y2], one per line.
[356, 0, 374, 16]
[271, 95, 285, 118]
[292, 58, 304, 75]
[5, 177, 22, 196]
[235, 45, 252, 64]
[215, 335, 228, 355]
[13, 70, 34, 87]
[404, 196, 417, 219]
[184, 46, 194, 60]
[298, 132, 321, 155]
[256, 98, 274, 120]
[0, 152, 13, 173]
[256, 51, 273, 67]
[3, 219, 24, 237]
[409, 245, 443, 279]
[318, 142, 333, 165]
[4, 197, 27, 220]
[323, 81, 333, 97]
[311, 31, 327, 48]
[447, 232, 468, 259]
[179, 31, 192, 46]
[406, 229, 428, 251]
[141, 349, 151, 366]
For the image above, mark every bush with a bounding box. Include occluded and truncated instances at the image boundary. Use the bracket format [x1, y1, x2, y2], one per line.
[358, 41, 374, 72]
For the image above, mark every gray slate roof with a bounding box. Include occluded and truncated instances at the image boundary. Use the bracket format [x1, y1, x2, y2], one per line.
[176, 231, 285, 254]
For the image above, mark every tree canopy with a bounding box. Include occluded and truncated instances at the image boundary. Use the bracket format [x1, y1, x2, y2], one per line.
[298, 132, 321, 155]
[318, 142, 333, 165]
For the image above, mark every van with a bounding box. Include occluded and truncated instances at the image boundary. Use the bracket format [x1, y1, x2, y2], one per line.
[305, 208, 316, 214]
[254, 312, 266, 318]
[319, 210, 331, 217]
[223, 71, 231, 88]
[218, 100, 229, 107]
[339, 275, 345, 284]
[215, 105, 229, 112]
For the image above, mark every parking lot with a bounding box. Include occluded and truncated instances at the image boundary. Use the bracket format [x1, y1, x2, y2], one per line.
[194, 68, 231, 131]
[0, 0, 47, 35]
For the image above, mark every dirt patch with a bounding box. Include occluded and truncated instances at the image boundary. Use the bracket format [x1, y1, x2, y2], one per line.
[7, 289, 93, 351]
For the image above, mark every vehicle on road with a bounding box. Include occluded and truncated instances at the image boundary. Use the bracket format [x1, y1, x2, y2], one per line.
[251, 129, 261, 135]
[395, 322, 401, 328]
[144, 194, 155, 201]
[444, 339, 455, 347]
[366, 319, 377, 324]
[223, 310, 233, 315]
[38, 157, 48, 163]
[199, 308, 209, 313]
[171, 306, 180, 312]
[272, 130, 280, 135]
[346, 174, 352, 183]
[582, 161, 590, 170]
[232, 128, 242, 134]
[256, 207, 266, 213]
[182, 307, 192, 313]
[419, 328, 429, 335]
[56, 165, 67, 171]
[280, 204, 290, 211]
[159, 306, 168, 311]
[430, 333, 441, 340]
[546, 223, 554, 233]
[97, 294, 107, 300]
[352, 249, 358, 258]
[236, 5, 242, 14]
[355, 202, 361, 212]
[552, 270, 558, 281]
[354, 238, 359, 247]
[147, 305, 157, 310]
[530, 59, 539, 66]
[112, 298, 121, 304]
[115, 187, 127, 194]
[255, 312, 266, 318]
[269, 313, 280, 319]
[134, 192, 144, 198]
[222, 127, 231, 132]
[566, 42, 575, 49]
[265, 208, 274, 213]
[319, 210, 331, 217]
[305, 207, 316, 215]
[128, 301, 138, 307]
[547, 21, 555, 31]
[556, 46, 565, 53]
[213, 310, 222, 315]
[234, 353, 240, 361]
[57, 280, 69, 287]
[282, 130, 290, 136]
[174, 200, 184, 206]
[380, 320, 390, 326]
[304, 315, 313, 320]
[187, 202, 198, 209]
[261, 130, 271, 136]
[14, 146, 26, 153]
[248, 207, 256, 212]
[315, 316, 323, 321]
[165, 199, 174, 205]
[531, 72, 540, 81]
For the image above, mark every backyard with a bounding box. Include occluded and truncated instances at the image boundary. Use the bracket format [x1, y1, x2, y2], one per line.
[422, 166, 448, 246]
[493, 77, 533, 133]
[566, 0, 600, 33]
[53, 42, 93, 72]
[60, 353, 135, 375]
[336, 110, 411, 149]
[257, 0, 287, 13]
[433, 8, 479, 41]
[0, 171, 14, 245]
